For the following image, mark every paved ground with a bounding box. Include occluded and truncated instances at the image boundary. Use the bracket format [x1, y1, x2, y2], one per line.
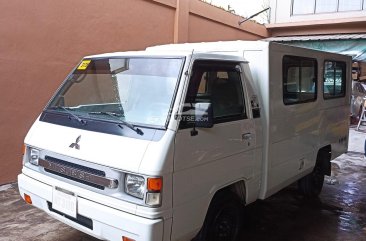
[1, 127, 366, 241]
[0, 183, 97, 241]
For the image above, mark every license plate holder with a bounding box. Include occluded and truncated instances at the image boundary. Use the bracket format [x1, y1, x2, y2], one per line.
[52, 187, 77, 218]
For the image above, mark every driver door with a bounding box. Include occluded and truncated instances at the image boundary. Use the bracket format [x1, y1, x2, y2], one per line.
[171, 59, 256, 240]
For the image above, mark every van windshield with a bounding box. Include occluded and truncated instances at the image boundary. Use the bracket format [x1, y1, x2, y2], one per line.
[47, 57, 184, 128]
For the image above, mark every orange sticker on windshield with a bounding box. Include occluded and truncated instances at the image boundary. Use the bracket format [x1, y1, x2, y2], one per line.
[77, 60, 91, 70]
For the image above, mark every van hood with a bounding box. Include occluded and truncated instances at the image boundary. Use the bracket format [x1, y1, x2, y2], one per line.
[25, 119, 154, 173]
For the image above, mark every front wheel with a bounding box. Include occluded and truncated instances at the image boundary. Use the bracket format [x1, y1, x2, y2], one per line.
[298, 165, 324, 197]
[195, 192, 243, 241]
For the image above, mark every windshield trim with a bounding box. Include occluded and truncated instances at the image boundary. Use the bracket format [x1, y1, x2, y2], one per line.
[163, 57, 186, 128]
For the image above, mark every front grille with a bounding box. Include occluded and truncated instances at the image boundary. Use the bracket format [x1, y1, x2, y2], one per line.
[47, 202, 93, 230]
[45, 156, 106, 176]
[43, 156, 106, 190]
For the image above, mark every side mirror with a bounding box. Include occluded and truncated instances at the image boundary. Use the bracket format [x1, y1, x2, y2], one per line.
[181, 102, 213, 128]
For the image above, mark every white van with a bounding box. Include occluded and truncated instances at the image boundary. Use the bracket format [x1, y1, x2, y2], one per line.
[18, 41, 351, 241]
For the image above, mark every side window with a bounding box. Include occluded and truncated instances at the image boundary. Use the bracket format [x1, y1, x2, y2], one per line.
[324, 61, 346, 99]
[182, 60, 246, 127]
[283, 55, 318, 105]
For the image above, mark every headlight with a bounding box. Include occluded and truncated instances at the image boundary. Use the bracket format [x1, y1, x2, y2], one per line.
[125, 174, 145, 199]
[29, 149, 40, 166]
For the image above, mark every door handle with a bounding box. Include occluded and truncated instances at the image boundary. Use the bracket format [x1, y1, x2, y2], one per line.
[242, 133, 252, 141]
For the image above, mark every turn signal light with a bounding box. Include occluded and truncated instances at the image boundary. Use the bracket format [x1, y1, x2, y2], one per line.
[122, 237, 135, 241]
[147, 177, 162, 192]
[24, 194, 32, 204]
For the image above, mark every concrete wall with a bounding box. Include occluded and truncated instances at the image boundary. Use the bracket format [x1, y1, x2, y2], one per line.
[270, 0, 366, 24]
[0, 0, 267, 184]
[268, 0, 366, 36]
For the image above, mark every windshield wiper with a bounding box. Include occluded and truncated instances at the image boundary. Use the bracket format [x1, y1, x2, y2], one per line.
[51, 106, 87, 125]
[88, 111, 144, 135]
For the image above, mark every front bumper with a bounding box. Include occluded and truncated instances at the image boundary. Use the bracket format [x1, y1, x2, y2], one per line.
[18, 173, 165, 241]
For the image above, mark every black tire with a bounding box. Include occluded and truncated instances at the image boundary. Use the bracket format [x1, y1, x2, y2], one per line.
[298, 164, 324, 197]
[195, 192, 243, 241]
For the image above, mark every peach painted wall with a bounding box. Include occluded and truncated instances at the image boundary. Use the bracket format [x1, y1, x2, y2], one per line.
[0, 0, 267, 184]
[189, 14, 260, 42]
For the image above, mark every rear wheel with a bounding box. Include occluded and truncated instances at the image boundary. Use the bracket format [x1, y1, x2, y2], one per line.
[298, 164, 324, 197]
[196, 192, 243, 241]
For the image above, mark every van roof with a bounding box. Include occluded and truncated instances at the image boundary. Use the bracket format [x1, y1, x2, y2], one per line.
[146, 40, 269, 52]
[85, 40, 270, 59]
[85, 50, 190, 59]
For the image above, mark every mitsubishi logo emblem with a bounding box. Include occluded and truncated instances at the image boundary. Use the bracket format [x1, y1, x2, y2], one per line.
[69, 135, 81, 150]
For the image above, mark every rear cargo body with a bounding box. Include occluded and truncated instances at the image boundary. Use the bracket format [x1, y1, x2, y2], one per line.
[18, 41, 351, 241]
[243, 42, 350, 198]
